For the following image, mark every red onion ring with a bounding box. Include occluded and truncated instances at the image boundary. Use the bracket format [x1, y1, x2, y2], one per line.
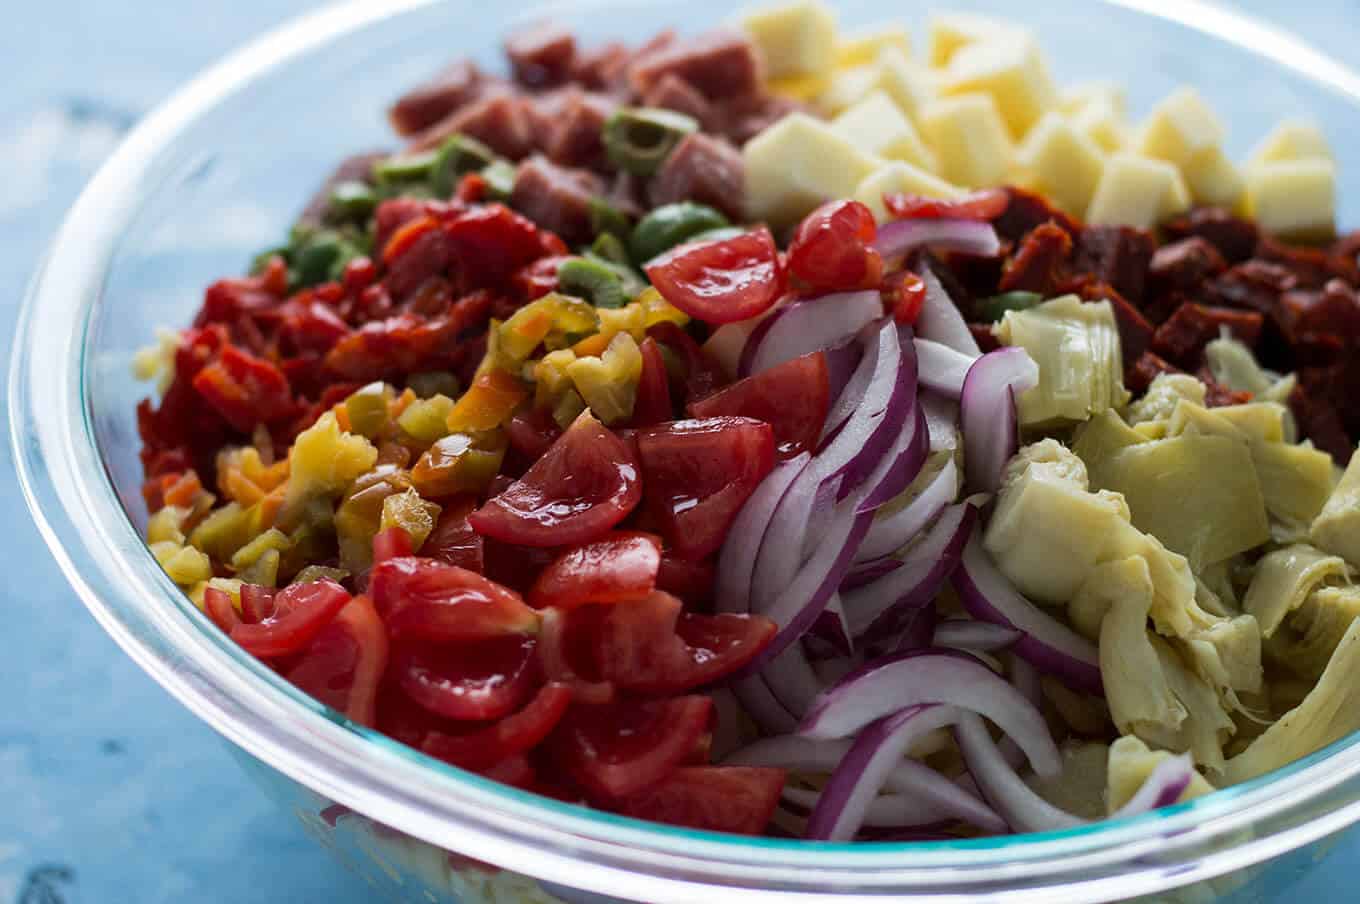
[960, 346, 1039, 495]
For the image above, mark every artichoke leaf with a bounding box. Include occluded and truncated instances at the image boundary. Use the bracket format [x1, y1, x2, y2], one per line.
[1148, 634, 1235, 772]
[1071, 408, 1147, 489]
[1106, 735, 1215, 815]
[1126, 374, 1205, 426]
[1310, 447, 1360, 568]
[1242, 543, 1350, 638]
[1025, 742, 1110, 821]
[1267, 584, 1360, 678]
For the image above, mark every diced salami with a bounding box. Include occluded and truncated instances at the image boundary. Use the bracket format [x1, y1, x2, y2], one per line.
[648, 133, 745, 221]
[509, 156, 604, 245]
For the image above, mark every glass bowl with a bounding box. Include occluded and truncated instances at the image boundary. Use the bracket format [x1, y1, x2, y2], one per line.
[13, 0, 1360, 901]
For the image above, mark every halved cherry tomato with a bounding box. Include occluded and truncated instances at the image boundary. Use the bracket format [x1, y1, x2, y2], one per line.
[422, 682, 572, 769]
[239, 584, 275, 624]
[629, 337, 674, 427]
[422, 496, 484, 573]
[687, 352, 830, 457]
[469, 410, 642, 548]
[655, 553, 716, 604]
[646, 322, 725, 405]
[635, 417, 775, 560]
[882, 270, 928, 325]
[285, 593, 389, 727]
[527, 532, 662, 610]
[786, 200, 882, 294]
[396, 634, 540, 720]
[884, 188, 1010, 221]
[231, 579, 352, 659]
[373, 525, 414, 563]
[538, 607, 615, 704]
[504, 406, 564, 462]
[370, 556, 540, 641]
[552, 694, 713, 798]
[645, 228, 784, 325]
[591, 591, 777, 694]
[204, 586, 242, 634]
[613, 766, 786, 835]
[479, 755, 538, 789]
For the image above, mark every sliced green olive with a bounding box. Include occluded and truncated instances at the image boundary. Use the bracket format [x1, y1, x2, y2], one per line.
[629, 202, 730, 265]
[480, 159, 518, 202]
[559, 256, 628, 309]
[372, 150, 438, 186]
[328, 180, 378, 221]
[430, 133, 497, 197]
[603, 107, 699, 177]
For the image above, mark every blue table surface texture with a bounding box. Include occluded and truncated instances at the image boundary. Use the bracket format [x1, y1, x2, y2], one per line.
[5, 2, 1360, 901]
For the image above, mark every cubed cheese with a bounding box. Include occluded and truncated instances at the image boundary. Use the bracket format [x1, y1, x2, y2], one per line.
[1014, 112, 1107, 215]
[1246, 118, 1333, 169]
[738, 0, 838, 80]
[817, 64, 879, 114]
[919, 93, 1013, 188]
[1131, 87, 1225, 168]
[836, 24, 911, 67]
[939, 35, 1058, 139]
[874, 47, 937, 123]
[1182, 146, 1245, 209]
[744, 112, 883, 226]
[1071, 99, 1129, 153]
[1244, 159, 1336, 241]
[1086, 153, 1191, 229]
[767, 72, 832, 102]
[831, 90, 937, 171]
[854, 161, 963, 222]
[1060, 81, 1127, 116]
[927, 12, 1025, 67]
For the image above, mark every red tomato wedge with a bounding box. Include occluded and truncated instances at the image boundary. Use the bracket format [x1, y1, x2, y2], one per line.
[370, 556, 540, 642]
[687, 352, 830, 457]
[528, 532, 662, 610]
[204, 586, 242, 634]
[422, 496, 485, 573]
[882, 270, 928, 325]
[422, 682, 572, 769]
[469, 410, 642, 548]
[787, 200, 882, 294]
[373, 525, 414, 563]
[505, 406, 564, 461]
[552, 695, 713, 798]
[285, 593, 389, 727]
[395, 634, 540, 720]
[613, 767, 787, 835]
[239, 584, 275, 624]
[231, 579, 352, 659]
[592, 590, 777, 694]
[538, 607, 615, 704]
[655, 553, 716, 604]
[646, 322, 724, 405]
[629, 337, 674, 427]
[635, 417, 776, 560]
[884, 187, 1010, 221]
[479, 755, 538, 789]
[645, 228, 784, 325]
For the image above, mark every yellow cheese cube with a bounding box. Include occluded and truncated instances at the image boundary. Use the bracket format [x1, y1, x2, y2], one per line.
[919, 93, 1013, 188]
[1059, 81, 1127, 116]
[1086, 153, 1191, 229]
[854, 161, 963, 222]
[743, 112, 883, 226]
[836, 24, 911, 67]
[738, 0, 838, 80]
[1131, 87, 1225, 168]
[1182, 146, 1245, 209]
[1014, 112, 1107, 216]
[939, 35, 1058, 139]
[927, 12, 1026, 67]
[767, 72, 832, 102]
[874, 47, 937, 124]
[1070, 99, 1130, 153]
[1246, 118, 1333, 170]
[1244, 159, 1336, 241]
[832, 90, 937, 172]
[817, 64, 878, 114]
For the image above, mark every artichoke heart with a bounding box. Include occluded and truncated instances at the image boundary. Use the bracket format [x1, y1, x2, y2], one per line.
[1106, 735, 1215, 814]
[995, 295, 1129, 426]
[1269, 585, 1360, 678]
[1243, 543, 1350, 638]
[1025, 742, 1110, 821]
[1310, 447, 1360, 568]
[1126, 373, 1205, 426]
[1147, 634, 1236, 772]
[1071, 408, 1147, 488]
[1090, 433, 1269, 571]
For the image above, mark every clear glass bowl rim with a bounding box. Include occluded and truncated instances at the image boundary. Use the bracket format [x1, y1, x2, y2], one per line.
[14, 0, 1360, 900]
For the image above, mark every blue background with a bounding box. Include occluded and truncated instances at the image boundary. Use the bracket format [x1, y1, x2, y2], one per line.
[3, 2, 1360, 902]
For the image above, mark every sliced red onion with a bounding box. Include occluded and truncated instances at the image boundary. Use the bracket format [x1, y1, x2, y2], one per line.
[761, 640, 827, 718]
[801, 647, 1060, 777]
[716, 453, 811, 614]
[741, 291, 883, 377]
[955, 713, 1084, 833]
[933, 619, 1023, 653]
[806, 704, 967, 840]
[750, 463, 827, 616]
[917, 263, 981, 357]
[780, 788, 952, 829]
[844, 501, 977, 640]
[842, 556, 902, 590]
[960, 346, 1039, 494]
[891, 605, 939, 653]
[922, 392, 960, 452]
[856, 455, 959, 563]
[873, 219, 1001, 264]
[998, 654, 1045, 770]
[811, 654, 860, 686]
[1110, 753, 1195, 818]
[915, 338, 977, 400]
[823, 340, 863, 412]
[731, 674, 800, 735]
[805, 593, 853, 660]
[856, 398, 928, 513]
[726, 734, 1003, 833]
[707, 687, 748, 761]
[821, 332, 877, 441]
[954, 535, 1103, 695]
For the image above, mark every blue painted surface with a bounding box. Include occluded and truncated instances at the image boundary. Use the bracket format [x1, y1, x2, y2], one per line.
[2, 2, 1360, 902]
